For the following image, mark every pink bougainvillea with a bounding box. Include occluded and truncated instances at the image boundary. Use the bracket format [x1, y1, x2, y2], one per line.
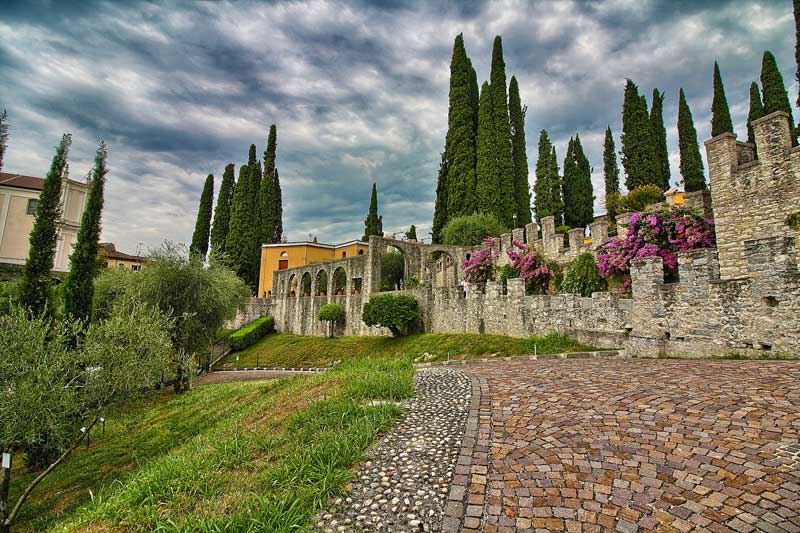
[463, 237, 497, 284]
[507, 240, 552, 293]
[597, 206, 715, 286]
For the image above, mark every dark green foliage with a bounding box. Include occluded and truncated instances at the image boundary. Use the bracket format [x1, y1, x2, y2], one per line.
[561, 253, 603, 297]
[257, 125, 283, 246]
[226, 164, 257, 289]
[618, 185, 664, 213]
[747, 81, 765, 149]
[562, 135, 594, 228]
[406, 225, 417, 241]
[228, 316, 275, 351]
[760, 51, 796, 144]
[621, 79, 660, 190]
[677, 88, 706, 192]
[475, 81, 498, 216]
[431, 152, 448, 244]
[711, 62, 734, 137]
[650, 89, 670, 189]
[19, 134, 70, 316]
[441, 213, 507, 246]
[264, 124, 277, 176]
[489, 36, 517, 228]
[64, 142, 107, 326]
[362, 294, 419, 337]
[318, 303, 344, 323]
[0, 109, 8, 172]
[381, 251, 404, 291]
[272, 168, 283, 242]
[603, 126, 620, 221]
[786, 211, 800, 231]
[533, 130, 563, 225]
[548, 147, 563, 226]
[444, 34, 478, 220]
[509, 76, 531, 226]
[190, 174, 214, 257]
[247, 143, 262, 194]
[210, 163, 235, 256]
[363, 182, 383, 241]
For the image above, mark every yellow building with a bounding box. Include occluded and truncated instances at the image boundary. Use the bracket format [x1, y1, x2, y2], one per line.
[100, 242, 144, 271]
[257, 239, 369, 297]
[0, 172, 90, 272]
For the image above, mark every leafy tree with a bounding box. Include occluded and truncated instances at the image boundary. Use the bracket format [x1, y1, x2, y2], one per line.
[747, 81, 764, 155]
[381, 251, 404, 291]
[406, 224, 417, 241]
[64, 142, 107, 327]
[441, 213, 507, 246]
[677, 89, 706, 192]
[444, 34, 478, 220]
[431, 151, 448, 244]
[475, 81, 498, 217]
[226, 164, 257, 288]
[509, 75, 531, 226]
[650, 89, 670, 189]
[760, 51, 796, 144]
[711, 62, 734, 137]
[190, 173, 214, 257]
[488, 36, 517, 228]
[363, 182, 383, 241]
[362, 294, 419, 337]
[210, 163, 235, 257]
[617, 185, 664, 213]
[0, 109, 8, 172]
[561, 253, 603, 297]
[621, 79, 660, 190]
[19, 134, 71, 316]
[603, 126, 620, 221]
[318, 303, 344, 338]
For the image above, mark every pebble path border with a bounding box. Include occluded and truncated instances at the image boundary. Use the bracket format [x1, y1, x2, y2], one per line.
[312, 368, 472, 532]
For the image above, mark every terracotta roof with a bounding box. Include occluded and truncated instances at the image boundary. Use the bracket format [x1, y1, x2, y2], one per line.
[100, 243, 143, 262]
[0, 172, 45, 191]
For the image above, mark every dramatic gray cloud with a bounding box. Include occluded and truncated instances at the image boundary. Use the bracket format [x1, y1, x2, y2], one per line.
[0, 0, 795, 252]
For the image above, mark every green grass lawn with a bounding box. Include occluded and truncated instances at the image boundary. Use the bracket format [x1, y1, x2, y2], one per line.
[9, 358, 413, 532]
[217, 331, 599, 369]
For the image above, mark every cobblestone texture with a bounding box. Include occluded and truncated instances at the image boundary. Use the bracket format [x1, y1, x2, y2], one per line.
[463, 359, 800, 532]
[312, 368, 471, 532]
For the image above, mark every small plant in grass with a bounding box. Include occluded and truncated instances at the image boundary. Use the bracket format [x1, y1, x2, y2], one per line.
[318, 303, 344, 338]
[229, 316, 275, 350]
[362, 294, 418, 336]
[561, 253, 604, 297]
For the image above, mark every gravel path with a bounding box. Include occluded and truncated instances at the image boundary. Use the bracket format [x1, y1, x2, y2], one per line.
[312, 368, 472, 532]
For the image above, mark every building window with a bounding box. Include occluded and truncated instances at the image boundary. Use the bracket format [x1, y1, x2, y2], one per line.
[26, 199, 39, 216]
[278, 260, 288, 270]
[131, 264, 141, 271]
[358, 249, 364, 255]
[342, 251, 347, 258]
[280, 251, 288, 257]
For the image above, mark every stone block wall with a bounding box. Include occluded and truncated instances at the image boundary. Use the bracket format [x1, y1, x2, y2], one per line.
[225, 298, 272, 329]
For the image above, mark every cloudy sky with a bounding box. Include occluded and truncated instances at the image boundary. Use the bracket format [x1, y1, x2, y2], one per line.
[0, 0, 795, 252]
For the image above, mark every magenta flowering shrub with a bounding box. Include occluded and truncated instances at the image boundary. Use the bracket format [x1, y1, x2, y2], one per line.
[463, 237, 497, 284]
[597, 206, 715, 286]
[507, 240, 553, 293]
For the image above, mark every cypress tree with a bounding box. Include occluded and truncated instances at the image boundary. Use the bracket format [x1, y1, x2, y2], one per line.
[760, 51, 796, 144]
[533, 130, 552, 223]
[562, 138, 577, 227]
[264, 125, 277, 176]
[190, 173, 214, 257]
[711, 61, 734, 137]
[64, 141, 107, 325]
[489, 36, 516, 228]
[444, 34, 478, 220]
[272, 168, 283, 242]
[210, 163, 235, 257]
[747, 81, 764, 152]
[549, 146, 564, 226]
[19, 134, 71, 315]
[248, 144, 262, 193]
[226, 164, 256, 288]
[407, 225, 417, 241]
[509, 75, 531, 226]
[0, 109, 8, 172]
[469, 66, 479, 132]
[431, 151, 448, 244]
[621, 79, 660, 190]
[677, 89, 706, 192]
[603, 126, 620, 220]
[572, 135, 594, 228]
[363, 182, 383, 241]
[650, 89, 670, 189]
[475, 81, 498, 216]
[257, 125, 281, 247]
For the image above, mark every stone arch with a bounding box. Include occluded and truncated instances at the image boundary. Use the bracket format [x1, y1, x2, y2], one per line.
[300, 272, 312, 297]
[315, 269, 328, 296]
[430, 249, 458, 288]
[332, 266, 347, 295]
[380, 243, 406, 291]
[288, 273, 297, 297]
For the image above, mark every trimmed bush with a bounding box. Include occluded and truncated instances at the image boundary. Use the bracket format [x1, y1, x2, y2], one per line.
[561, 253, 604, 297]
[618, 185, 664, 213]
[362, 294, 418, 337]
[442, 213, 507, 246]
[318, 303, 344, 323]
[229, 316, 275, 351]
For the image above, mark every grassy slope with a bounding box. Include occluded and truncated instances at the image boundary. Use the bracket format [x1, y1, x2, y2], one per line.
[218, 332, 598, 369]
[9, 358, 413, 532]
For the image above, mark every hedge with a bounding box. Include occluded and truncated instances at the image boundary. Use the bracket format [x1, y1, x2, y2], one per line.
[228, 316, 275, 351]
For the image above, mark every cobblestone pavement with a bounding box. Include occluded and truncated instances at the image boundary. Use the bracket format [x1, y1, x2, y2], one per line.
[312, 368, 472, 532]
[456, 358, 800, 533]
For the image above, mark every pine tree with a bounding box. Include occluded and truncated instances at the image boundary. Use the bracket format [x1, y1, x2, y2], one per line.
[747, 81, 765, 152]
[431, 151, 448, 244]
[711, 61, 734, 137]
[210, 163, 235, 257]
[650, 89, 670, 189]
[226, 164, 256, 288]
[549, 146, 564, 226]
[64, 141, 107, 325]
[488, 36, 517, 228]
[0, 109, 8, 172]
[603, 126, 620, 220]
[621, 79, 660, 190]
[475, 81, 498, 216]
[363, 182, 383, 241]
[190, 173, 214, 257]
[407, 225, 417, 241]
[443, 34, 478, 220]
[677, 89, 706, 192]
[760, 51, 796, 144]
[533, 130, 552, 223]
[19, 134, 71, 315]
[509, 75, 531, 226]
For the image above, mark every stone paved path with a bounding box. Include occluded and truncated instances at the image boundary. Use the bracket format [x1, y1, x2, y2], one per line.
[453, 359, 800, 533]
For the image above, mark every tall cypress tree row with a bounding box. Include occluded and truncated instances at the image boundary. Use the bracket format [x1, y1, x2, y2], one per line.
[475, 81, 498, 216]
[603, 126, 620, 220]
[562, 138, 577, 227]
[210, 163, 235, 257]
[0, 109, 8, 172]
[64, 141, 107, 325]
[650, 89, 670, 189]
[747, 81, 765, 152]
[549, 146, 564, 227]
[226, 164, 256, 288]
[363, 182, 383, 240]
[533, 130, 553, 224]
[431, 151, 448, 244]
[443, 34, 478, 220]
[190, 173, 214, 257]
[711, 61, 734, 137]
[621, 79, 660, 190]
[677, 89, 706, 192]
[19, 134, 71, 315]
[489, 36, 516, 228]
[509, 75, 531, 226]
[760, 51, 796, 145]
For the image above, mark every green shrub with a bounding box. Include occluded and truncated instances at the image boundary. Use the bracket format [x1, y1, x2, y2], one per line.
[229, 316, 275, 351]
[494, 264, 519, 291]
[405, 274, 423, 289]
[555, 225, 570, 246]
[362, 294, 418, 337]
[561, 253, 604, 297]
[442, 213, 507, 246]
[380, 250, 404, 291]
[318, 303, 344, 323]
[618, 185, 664, 213]
[787, 211, 800, 231]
